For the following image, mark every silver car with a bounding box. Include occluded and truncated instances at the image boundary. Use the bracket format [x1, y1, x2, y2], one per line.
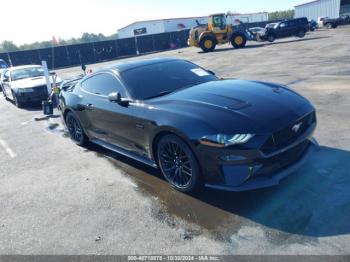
[1, 65, 62, 108]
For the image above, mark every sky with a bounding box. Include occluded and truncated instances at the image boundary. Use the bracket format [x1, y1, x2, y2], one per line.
[1, 0, 307, 45]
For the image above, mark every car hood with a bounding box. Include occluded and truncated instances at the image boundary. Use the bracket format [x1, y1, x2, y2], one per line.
[149, 80, 314, 134]
[11, 76, 62, 88]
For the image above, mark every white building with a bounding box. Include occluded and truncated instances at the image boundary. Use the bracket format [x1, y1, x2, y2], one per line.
[295, 0, 350, 21]
[118, 12, 269, 39]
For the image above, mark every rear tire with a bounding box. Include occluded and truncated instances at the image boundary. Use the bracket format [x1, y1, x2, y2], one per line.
[65, 112, 88, 146]
[231, 33, 247, 48]
[157, 134, 202, 193]
[199, 36, 216, 53]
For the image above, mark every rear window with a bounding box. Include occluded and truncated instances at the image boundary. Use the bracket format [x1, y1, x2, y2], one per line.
[121, 60, 218, 100]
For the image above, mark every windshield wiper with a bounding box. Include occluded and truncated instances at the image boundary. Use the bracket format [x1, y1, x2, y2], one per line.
[144, 90, 174, 100]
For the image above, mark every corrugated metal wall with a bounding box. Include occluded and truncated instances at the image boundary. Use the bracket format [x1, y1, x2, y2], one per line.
[295, 0, 341, 20]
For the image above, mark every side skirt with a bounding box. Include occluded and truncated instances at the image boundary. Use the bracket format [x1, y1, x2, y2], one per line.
[90, 139, 158, 168]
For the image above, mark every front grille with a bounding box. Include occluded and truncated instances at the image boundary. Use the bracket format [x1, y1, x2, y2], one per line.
[254, 139, 310, 177]
[261, 112, 316, 154]
[32, 85, 49, 96]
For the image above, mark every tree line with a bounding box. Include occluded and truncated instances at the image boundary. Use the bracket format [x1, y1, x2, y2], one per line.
[226, 9, 295, 22]
[0, 32, 118, 53]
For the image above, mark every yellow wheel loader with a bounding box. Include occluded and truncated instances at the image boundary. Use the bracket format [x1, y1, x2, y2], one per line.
[188, 13, 247, 52]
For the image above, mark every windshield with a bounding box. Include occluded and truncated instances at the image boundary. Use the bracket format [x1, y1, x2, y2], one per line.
[121, 60, 218, 100]
[0, 60, 8, 69]
[11, 67, 44, 81]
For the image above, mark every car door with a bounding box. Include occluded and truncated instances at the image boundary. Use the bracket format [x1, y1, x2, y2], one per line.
[79, 72, 144, 154]
[276, 22, 289, 38]
[288, 20, 298, 36]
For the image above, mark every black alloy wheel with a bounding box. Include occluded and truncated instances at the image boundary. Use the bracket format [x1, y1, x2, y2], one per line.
[157, 134, 201, 192]
[65, 112, 88, 146]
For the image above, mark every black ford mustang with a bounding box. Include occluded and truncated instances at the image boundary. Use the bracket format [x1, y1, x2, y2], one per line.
[59, 58, 318, 192]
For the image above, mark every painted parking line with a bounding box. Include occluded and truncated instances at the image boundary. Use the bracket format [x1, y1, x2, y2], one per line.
[0, 136, 17, 158]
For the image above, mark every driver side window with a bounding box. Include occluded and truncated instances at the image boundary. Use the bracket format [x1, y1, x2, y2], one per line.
[279, 22, 287, 28]
[81, 73, 126, 97]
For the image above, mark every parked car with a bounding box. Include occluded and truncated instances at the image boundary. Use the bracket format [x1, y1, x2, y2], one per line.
[259, 17, 309, 42]
[1, 65, 62, 107]
[59, 58, 318, 193]
[322, 17, 339, 28]
[321, 15, 350, 28]
[308, 19, 318, 31]
[0, 59, 9, 91]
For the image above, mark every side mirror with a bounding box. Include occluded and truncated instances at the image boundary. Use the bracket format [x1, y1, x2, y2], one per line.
[50, 71, 56, 76]
[108, 92, 132, 106]
[2, 76, 9, 82]
[108, 92, 121, 103]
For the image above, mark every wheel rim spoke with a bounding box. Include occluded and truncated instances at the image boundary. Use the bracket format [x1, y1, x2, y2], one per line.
[159, 141, 193, 188]
[67, 117, 82, 142]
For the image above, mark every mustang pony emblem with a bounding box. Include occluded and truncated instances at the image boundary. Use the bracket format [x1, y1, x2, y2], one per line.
[292, 122, 303, 133]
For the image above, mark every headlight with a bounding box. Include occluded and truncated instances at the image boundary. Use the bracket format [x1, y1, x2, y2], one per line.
[18, 88, 34, 93]
[200, 134, 254, 147]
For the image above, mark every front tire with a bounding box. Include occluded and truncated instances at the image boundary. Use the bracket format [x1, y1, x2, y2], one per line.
[267, 33, 275, 42]
[157, 134, 201, 193]
[12, 91, 23, 108]
[199, 36, 216, 53]
[65, 112, 88, 146]
[231, 33, 247, 48]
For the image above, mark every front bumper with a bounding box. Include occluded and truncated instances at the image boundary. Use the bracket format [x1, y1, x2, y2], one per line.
[16, 88, 49, 103]
[203, 138, 319, 192]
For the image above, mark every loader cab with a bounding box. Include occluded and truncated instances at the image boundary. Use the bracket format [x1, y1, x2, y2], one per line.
[209, 14, 228, 33]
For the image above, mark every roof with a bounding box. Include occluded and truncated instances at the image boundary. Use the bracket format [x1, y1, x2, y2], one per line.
[118, 12, 269, 31]
[295, 0, 321, 8]
[105, 57, 180, 73]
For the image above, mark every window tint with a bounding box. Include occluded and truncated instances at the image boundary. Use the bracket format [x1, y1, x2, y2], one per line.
[279, 22, 287, 28]
[11, 67, 44, 81]
[121, 60, 218, 100]
[81, 73, 125, 96]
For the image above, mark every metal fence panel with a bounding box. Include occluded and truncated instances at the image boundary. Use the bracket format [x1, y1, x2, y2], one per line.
[153, 33, 171, 51]
[9, 50, 41, 66]
[93, 40, 117, 63]
[137, 34, 155, 54]
[0, 53, 10, 65]
[116, 38, 136, 57]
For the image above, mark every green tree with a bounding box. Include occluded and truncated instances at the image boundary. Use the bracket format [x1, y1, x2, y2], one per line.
[268, 10, 295, 21]
[0, 41, 19, 52]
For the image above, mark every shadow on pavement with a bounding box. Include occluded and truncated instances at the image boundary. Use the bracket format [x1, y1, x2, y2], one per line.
[86, 143, 350, 239]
